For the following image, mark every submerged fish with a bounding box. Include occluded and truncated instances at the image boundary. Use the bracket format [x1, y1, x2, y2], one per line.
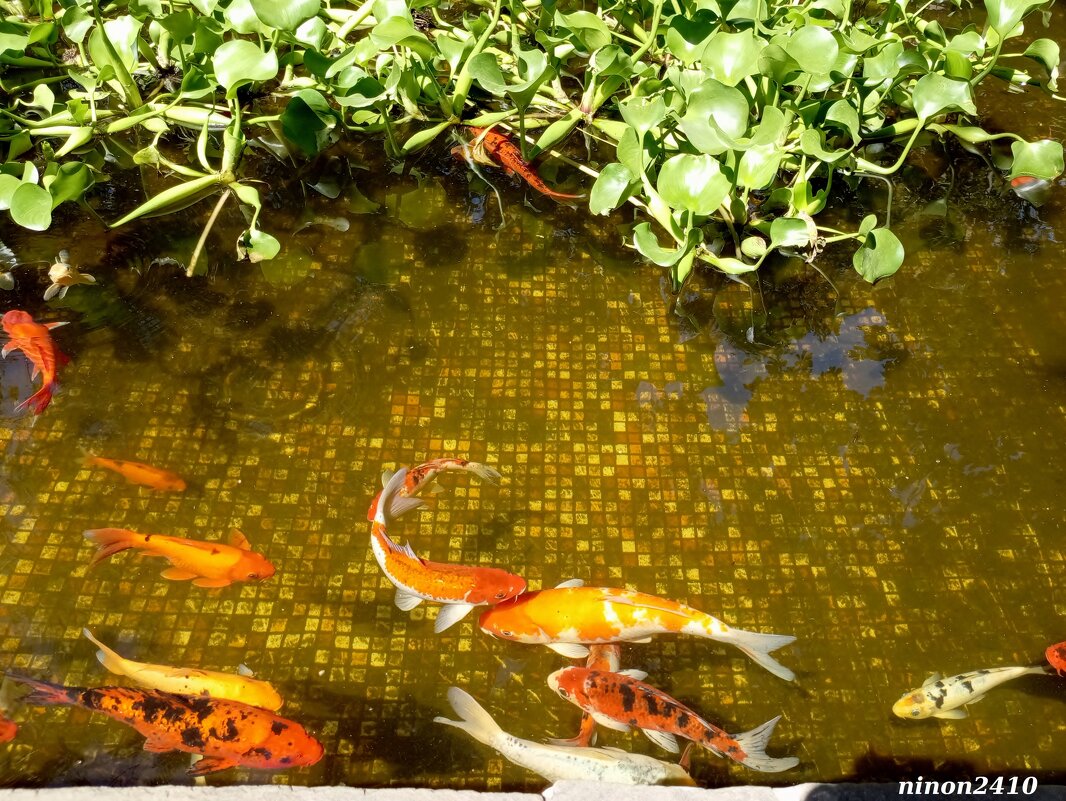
[9, 675, 322, 775]
[82, 452, 186, 492]
[367, 457, 503, 521]
[548, 667, 798, 772]
[1047, 641, 1066, 676]
[370, 469, 526, 632]
[82, 629, 283, 710]
[1, 309, 69, 414]
[434, 686, 694, 786]
[892, 666, 1051, 720]
[550, 645, 625, 747]
[83, 527, 275, 588]
[456, 128, 581, 201]
[45, 250, 95, 300]
[478, 581, 796, 681]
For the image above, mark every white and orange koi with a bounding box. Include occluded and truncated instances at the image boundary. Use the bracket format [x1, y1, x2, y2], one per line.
[367, 457, 502, 521]
[370, 468, 526, 632]
[478, 581, 796, 681]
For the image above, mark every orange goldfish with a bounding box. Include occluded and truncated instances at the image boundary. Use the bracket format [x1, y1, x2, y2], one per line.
[83, 452, 186, 491]
[550, 644, 624, 747]
[371, 468, 526, 632]
[1, 309, 69, 414]
[366, 457, 502, 521]
[456, 128, 581, 201]
[10, 675, 322, 775]
[1047, 641, 1066, 676]
[548, 667, 798, 772]
[84, 528, 275, 588]
[479, 581, 796, 681]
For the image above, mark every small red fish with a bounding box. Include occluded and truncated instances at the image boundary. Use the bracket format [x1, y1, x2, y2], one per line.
[1, 310, 69, 414]
[366, 457, 502, 521]
[1046, 641, 1066, 675]
[10, 675, 322, 774]
[83, 452, 187, 492]
[456, 128, 581, 201]
[550, 644, 622, 747]
[548, 667, 798, 772]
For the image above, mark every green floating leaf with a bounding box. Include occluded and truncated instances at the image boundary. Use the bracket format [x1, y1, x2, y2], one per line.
[656, 153, 730, 215]
[784, 25, 839, 75]
[703, 30, 764, 86]
[240, 227, 281, 264]
[770, 216, 812, 249]
[984, 0, 1046, 37]
[280, 89, 336, 156]
[224, 0, 273, 34]
[369, 16, 434, 60]
[740, 236, 767, 259]
[0, 174, 21, 211]
[47, 162, 93, 207]
[1023, 38, 1059, 90]
[10, 183, 52, 231]
[590, 162, 638, 215]
[853, 227, 903, 282]
[633, 222, 689, 266]
[212, 40, 279, 96]
[1009, 138, 1064, 181]
[825, 99, 860, 141]
[558, 10, 611, 52]
[619, 95, 667, 140]
[665, 13, 715, 66]
[680, 80, 749, 155]
[862, 40, 904, 83]
[738, 143, 783, 189]
[911, 73, 976, 121]
[60, 7, 92, 43]
[250, 0, 320, 32]
[401, 120, 452, 153]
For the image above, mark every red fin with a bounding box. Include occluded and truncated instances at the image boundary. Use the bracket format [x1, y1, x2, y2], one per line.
[228, 529, 251, 551]
[14, 381, 56, 415]
[6, 674, 79, 707]
[83, 529, 135, 568]
[187, 756, 238, 775]
[142, 735, 172, 753]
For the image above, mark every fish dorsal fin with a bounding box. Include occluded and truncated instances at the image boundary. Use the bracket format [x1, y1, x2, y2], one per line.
[922, 673, 943, 687]
[228, 529, 251, 551]
[555, 578, 585, 589]
[390, 539, 422, 562]
[617, 669, 648, 681]
[157, 666, 211, 679]
[548, 642, 590, 659]
[643, 728, 680, 753]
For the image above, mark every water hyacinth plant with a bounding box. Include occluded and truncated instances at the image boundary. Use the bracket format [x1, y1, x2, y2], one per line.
[0, 0, 1060, 286]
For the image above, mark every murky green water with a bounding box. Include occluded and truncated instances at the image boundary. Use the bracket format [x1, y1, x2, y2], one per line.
[2, 59, 1066, 789]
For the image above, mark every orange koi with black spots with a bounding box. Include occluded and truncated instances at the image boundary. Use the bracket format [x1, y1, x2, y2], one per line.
[550, 644, 622, 747]
[1, 310, 69, 414]
[9, 675, 322, 775]
[1047, 641, 1066, 675]
[461, 128, 581, 201]
[547, 667, 798, 773]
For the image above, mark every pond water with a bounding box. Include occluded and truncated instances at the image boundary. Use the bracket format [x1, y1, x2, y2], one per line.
[1, 69, 1066, 790]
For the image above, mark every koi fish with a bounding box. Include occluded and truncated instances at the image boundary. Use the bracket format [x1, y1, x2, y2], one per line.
[83, 527, 275, 588]
[370, 469, 526, 632]
[550, 644, 624, 747]
[459, 128, 581, 201]
[478, 581, 796, 681]
[1047, 641, 1066, 675]
[892, 665, 1051, 720]
[9, 675, 322, 775]
[44, 250, 95, 301]
[83, 452, 187, 492]
[0, 677, 18, 744]
[82, 629, 283, 711]
[1, 309, 69, 414]
[548, 667, 798, 773]
[434, 686, 694, 786]
[366, 457, 503, 521]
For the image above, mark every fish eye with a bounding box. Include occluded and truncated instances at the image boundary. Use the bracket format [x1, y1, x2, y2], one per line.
[494, 591, 507, 599]
[557, 688, 569, 698]
[501, 630, 513, 637]
[247, 572, 259, 580]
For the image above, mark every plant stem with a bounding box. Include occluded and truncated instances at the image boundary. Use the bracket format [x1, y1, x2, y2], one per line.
[187, 188, 231, 277]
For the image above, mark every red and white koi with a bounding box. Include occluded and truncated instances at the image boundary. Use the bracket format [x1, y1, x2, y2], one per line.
[366, 457, 503, 521]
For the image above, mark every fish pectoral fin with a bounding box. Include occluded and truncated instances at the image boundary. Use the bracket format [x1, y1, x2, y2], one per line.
[142, 736, 172, 753]
[617, 669, 649, 681]
[394, 587, 424, 611]
[547, 642, 590, 659]
[0, 344, 11, 358]
[554, 578, 585, 589]
[44, 321, 69, 330]
[932, 708, 968, 720]
[922, 673, 943, 687]
[30, 365, 40, 380]
[590, 711, 630, 732]
[160, 568, 199, 581]
[192, 577, 232, 588]
[380, 469, 395, 489]
[966, 693, 987, 704]
[228, 529, 252, 551]
[434, 603, 475, 633]
[642, 728, 680, 753]
[187, 756, 238, 776]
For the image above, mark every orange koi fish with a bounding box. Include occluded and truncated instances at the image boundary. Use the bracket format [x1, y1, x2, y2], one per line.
[1047, 641, 1066, 676]
[84, 528, 275, 588]
[1, 310, 69, 414]
[550, 644, 624, 747]
[458, 128, 581, 201]
[366, 457, 502, 521]
[83, 452, 187, 492]
[370, 468, 527, 632]
[478, 581, 796, 681]
[548, 667, 798, 772]
[9, 675, 322, 775]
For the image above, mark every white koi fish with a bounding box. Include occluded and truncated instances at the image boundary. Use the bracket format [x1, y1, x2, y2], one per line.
[434, 687, 694, 786]
[893, 665, 1051, 720]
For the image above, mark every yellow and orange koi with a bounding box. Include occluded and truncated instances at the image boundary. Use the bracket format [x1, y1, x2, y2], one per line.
[10, 675, 321, 775]
[82, 452, 186, 491]
[1, 309, 69, 415]
[82, 629, 283, 710]
[478, 581, 796, 681]
[371, 468, 526, 632]
[83, 528, 275, 588]
[367, 457, 503, 521]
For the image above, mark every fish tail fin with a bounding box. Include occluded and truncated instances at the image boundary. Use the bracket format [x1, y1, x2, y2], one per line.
[81, 628, 125, 675]
[465, 462, 503, 485]
[79, 447, 96, 468]
[374, 468, 410, 525]
[83, 528, 134, 568]
[730, 715, 799, 773]
[433, 687, 503, 747]
[720, 628, 796, 682]
[6, 674, 79, 707]
[14, 381, 56, 415]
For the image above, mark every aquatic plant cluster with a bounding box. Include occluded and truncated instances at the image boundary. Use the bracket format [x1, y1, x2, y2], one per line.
[0, 0, 1062, 285]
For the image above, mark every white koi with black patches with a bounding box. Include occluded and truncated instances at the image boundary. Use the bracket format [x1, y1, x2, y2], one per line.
[892, 666, 1051, 720]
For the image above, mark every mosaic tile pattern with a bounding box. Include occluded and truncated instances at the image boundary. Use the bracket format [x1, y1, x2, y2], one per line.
[0, 161, 1065, 791]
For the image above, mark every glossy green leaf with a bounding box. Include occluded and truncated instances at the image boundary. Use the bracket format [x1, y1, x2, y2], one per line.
[212, 40, 279, 95]
[633, 222, 690, 266]
[87, 15, 139, 74]
[589, 162, 638, 215]
[859, 214, 877, 236]
[401, 120, 452, 153]
[703, 30, 764, 86]
[369, 16, 434, 60]
[825, 99, 860, 141]
[1008, 139, 1064, 180]
[60, 7, 92, 43]
[785, 26, 838, 74]
[1023, 38, 1059, 90]
[241, 227, 281, 263]
[665, 13, 715, 66]
[862, 40, 903, 83]
[984, 0, 1045, 37]
[942, 50, 973, 80]
[10, 183, 52, 231]
[531, 109, 582, 159]
[740, 236, 767, 259]
[770, 216, 811, 249]
[0, 174, 21, 211]
[281, 89, 336, 156]
[250, 0, 320, 32]
[912, 73, 976, 121]
[559, 10, 611, 52]
[758, 43, 802, 84]
[224, 0, 273, 34]
[799, 128, 850, 163]
[705, 252, 758, 274]
[47, 162, 93, 207]
[616, 127, 644, 177]
[680, 80, 749, 155]
[656, 154, 730, 214]
[853, 227, 904, 282]
[738, 143, 783, 189]
[619, 96, 667, 140]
